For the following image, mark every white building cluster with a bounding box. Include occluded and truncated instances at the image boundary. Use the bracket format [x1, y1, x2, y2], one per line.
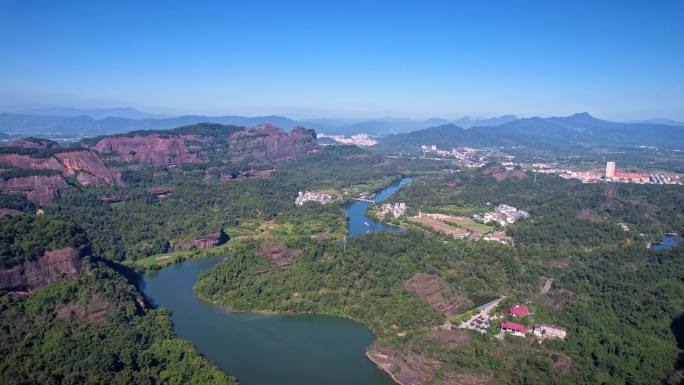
[532, 324, 567, 340]
[473, 204, 530, 226]
[419, 145, 487, 168]
[318, 133, 378, 146]
[295, 191, 334, 206]
[376, 202, 407, 218]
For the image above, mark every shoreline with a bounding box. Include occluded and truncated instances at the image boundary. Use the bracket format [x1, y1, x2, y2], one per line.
[194, 285, 402, 385]
[365, 351, 405, 385]
[146, 176, 415, 385]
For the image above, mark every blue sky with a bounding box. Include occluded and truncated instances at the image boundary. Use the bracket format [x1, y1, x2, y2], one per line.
[1, 0, 683, 120]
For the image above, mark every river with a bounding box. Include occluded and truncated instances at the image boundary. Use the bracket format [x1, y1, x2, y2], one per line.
[140, 177, 412, 385]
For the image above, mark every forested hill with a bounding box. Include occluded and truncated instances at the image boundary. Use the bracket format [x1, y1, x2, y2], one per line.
[0, 214, 235, 384]
[377, 113, 684, 151]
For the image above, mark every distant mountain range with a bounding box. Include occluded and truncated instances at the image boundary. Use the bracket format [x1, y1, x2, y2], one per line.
[0, 105, 173, 120]
[379, 112, 684, 151]
[0, 108, 522, 139]
[627, 118, 684, 126]
[302, 115, 518, 135]
[0, 113, 302, 138]
[452, 114, 518, 128]
[1, 107, 682, 149]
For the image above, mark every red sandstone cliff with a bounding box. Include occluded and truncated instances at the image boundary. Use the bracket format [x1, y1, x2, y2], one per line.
[0, 149, 115, 203]
[228, 124, 318, 162]
[0, 247, 85, 293]
[91, 134, 201, 166]
[0, 174, 68, 205]
[0, 124, 317, 205]
[55, 150, 116, 184]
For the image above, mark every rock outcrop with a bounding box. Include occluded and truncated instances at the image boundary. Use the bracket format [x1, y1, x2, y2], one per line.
[228, 124, 318, 162]
[403, 273, 470, 316]
[0, 174, 68, 205]
[177, 229, 229, 250]
[0, 247, 85, 293]
[55, 150, 116, 184]
[0, 149, 116, 204]
[91, 134, 201, 166]
[0, 153, 66, 171]
[367, 345, 442, 385]
[145, 186, 175, 197]
[0, 124, 318, 205]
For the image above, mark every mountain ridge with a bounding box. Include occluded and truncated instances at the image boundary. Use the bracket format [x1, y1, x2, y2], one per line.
[378, 112, 684, 151]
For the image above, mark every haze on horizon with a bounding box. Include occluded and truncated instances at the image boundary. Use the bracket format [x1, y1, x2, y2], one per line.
[1, 0, 683, 121]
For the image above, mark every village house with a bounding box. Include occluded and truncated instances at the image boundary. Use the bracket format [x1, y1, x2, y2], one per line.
[533, 324, 567, 340]
[484, 231, 513, 245]
[509, 305, 529, 317]
[376, 202, 407, 218]
[474, 204, 530, 226]
[500, 321, 527, 337]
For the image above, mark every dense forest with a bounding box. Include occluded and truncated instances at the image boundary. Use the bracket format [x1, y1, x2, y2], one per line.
[195, 161, 684, 385]
[47, 145, 400, 261]
[0, 216, 235, 385]
[0, 215, 87, 267]
[1, 131, 683, 385]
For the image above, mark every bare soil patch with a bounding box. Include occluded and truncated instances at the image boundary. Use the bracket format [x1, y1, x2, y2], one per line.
[409, 216, 471, 239]
[404, 273, 470, 316]
[429, 329, 470, 348]
[259, 244, 304, 269]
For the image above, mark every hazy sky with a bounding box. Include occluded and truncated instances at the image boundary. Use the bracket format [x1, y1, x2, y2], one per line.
[1, 0, 683, 120]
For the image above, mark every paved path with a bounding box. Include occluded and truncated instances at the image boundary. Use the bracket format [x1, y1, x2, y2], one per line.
[458, 297, 505, 334]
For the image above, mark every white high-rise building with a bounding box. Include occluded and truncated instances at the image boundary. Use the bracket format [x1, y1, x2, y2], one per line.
[605, 161, 616, 178]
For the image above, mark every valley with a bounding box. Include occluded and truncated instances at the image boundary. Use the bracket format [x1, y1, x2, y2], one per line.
[0, 121, 682, 385]
[3, 3, 684, 384]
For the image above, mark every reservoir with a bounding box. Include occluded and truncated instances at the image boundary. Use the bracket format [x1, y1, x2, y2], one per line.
[141, 177, 412, 385]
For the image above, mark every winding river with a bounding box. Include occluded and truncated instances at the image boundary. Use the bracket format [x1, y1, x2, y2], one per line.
[140, 177, 411, 385]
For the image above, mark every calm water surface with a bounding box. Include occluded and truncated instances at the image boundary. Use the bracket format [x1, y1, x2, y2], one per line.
[346, 177, 412, 237]
[651, 234, 682, 250]
[141, 178, 412, 385]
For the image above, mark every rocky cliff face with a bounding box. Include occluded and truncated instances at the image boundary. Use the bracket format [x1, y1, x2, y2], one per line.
[0, 153, 65, 171]
[367, 345, 488, 385]
[228, 124, 318, 162]
[367, 346, 442, 385]
[55, 150, 116, 184]
[91, 134, 201, 166]
[0, 247, 85, 293]
[0, 174, 68, 205]
[0, 124, 318, 205]
[0, 149, 116, 204]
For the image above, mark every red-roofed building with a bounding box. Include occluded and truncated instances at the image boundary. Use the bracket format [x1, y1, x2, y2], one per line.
[500, 321, 527, 337]
[509, 305, 529, 317]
